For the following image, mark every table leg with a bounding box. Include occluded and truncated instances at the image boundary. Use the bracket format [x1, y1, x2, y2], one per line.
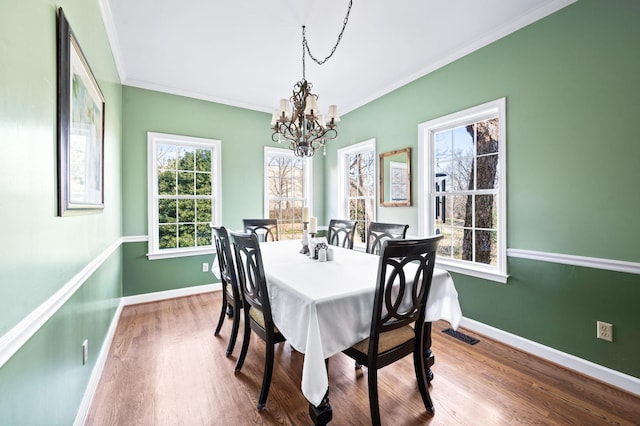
[308, 393, 332, 425]
[309, 359, 333, 425]
[423, 322, 435, 382]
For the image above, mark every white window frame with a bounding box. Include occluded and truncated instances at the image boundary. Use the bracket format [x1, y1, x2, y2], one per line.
[147, 132, 222, 260]
[263, 147, 313, 234]
[418, 98, 507, 283]
[337, 139, 376, 249]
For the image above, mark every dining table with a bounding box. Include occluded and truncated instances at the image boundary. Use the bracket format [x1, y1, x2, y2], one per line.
[259, 239, 462, 425]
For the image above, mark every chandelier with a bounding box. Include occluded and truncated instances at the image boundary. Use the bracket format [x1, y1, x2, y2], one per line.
[271, 1, 353, 157]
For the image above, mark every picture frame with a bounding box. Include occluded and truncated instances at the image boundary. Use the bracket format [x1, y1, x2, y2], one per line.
[57, 7, 105, 216]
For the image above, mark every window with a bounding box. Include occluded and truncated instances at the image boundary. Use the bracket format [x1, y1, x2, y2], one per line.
[264, 147, 312, 240]
[147, 132, 221, 259]
[418, 99, 507, 282]
[337, 139, 376, 246]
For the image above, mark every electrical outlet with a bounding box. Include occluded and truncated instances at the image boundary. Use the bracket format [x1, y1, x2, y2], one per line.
[202, 262, 209, 273]
[597, 321, 613, 342]
[82, 340, 89, 365]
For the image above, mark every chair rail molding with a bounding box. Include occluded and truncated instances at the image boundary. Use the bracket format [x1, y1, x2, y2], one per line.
[507, 248, 640, 275]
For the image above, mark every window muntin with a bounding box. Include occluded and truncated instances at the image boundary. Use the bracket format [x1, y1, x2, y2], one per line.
[419, 99, 506, 282]
[338, 139, 376, 246]
[264, 147, 312, 240]
[148, 133, 221, 259]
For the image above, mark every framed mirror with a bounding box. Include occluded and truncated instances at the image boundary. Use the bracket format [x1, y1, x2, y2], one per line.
[379, 147, 411, 206]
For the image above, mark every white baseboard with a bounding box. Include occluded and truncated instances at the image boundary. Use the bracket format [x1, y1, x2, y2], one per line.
[459, 317, 640, 396]
[122, 283, 221, 306]
[73, 300, 124, 426]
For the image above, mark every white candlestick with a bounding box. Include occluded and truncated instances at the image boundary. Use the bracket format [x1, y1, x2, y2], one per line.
[309, 217, 317, 233]
[302, 207, 310, 223]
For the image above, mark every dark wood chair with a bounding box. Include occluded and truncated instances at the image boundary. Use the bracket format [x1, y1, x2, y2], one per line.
[365, 222, 409, 255]
[243, 218, 279, 242]
[230, 231, 286, 410]
[211, 226, 243, 357]
[342, 235, 443, 426]
[327, 219, 357, 249]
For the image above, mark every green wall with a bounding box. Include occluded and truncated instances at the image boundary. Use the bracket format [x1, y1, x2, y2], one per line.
[328, 0, 640, 377]
[0, 0, 123, 423]
[121, 86, 326, 295]
[2, 1, 638, 423]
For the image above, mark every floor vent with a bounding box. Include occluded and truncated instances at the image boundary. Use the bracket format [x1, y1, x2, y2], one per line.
[442, 328, 480, 345]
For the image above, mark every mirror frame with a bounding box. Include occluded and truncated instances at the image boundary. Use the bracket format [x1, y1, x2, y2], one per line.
[379, 147, 411, 207]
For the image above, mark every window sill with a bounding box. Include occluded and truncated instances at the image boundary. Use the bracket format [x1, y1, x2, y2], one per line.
[435, 259, 508, 284]
[147, 247, 215, 260]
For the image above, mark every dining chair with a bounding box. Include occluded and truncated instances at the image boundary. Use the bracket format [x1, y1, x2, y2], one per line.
[211, 226, 243, 357]
[342, 235, 443, 426]
[243, 218, 279, 242]
[230, 231, 286, 410]
[327, 219, 357, 249]
[365, 222, 410, 255]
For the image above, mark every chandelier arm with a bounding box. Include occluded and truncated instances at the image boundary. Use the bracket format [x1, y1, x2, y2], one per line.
[303, 0, 353, 66]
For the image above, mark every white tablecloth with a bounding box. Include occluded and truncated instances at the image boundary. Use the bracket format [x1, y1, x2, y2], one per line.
[259, 239, 462, 407]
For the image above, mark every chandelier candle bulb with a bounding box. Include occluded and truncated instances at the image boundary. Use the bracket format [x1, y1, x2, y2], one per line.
[327, 105, 340, 122]
[304, 95, 318, 115]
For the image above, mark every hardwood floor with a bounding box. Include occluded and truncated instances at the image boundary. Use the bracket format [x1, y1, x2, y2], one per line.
[86, 292, 640, 425]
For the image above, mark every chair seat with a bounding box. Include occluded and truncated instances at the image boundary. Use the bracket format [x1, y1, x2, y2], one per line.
[225, 285, 233, 297]
[249, 307, 280, 333]
[351, 325, 415, 354]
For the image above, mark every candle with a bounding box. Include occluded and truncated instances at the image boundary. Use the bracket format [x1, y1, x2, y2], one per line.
[309, 217, 317, 233]
[302, 207, 310, 223]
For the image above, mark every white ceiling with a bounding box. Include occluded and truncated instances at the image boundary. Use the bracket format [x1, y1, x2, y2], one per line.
[100, 0, 575, 115]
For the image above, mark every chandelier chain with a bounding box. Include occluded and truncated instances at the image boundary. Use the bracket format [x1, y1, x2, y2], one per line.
[302, 0, 353, 73]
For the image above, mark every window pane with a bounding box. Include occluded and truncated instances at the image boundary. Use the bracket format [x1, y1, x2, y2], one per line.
[177, 147, 195, 171]
[195, 149, 211, 172]
[178, 199, 195, 222]
[196, 199, 212, 222]
[477, 154, 498, 190]
[269, 200, 281, 220]
[197, 224, 212, 246]
[177, 171, 194, 195]
[158, 171, 176, 195]
[435, 163, 450, 193]
[435, 195, 451, 226]
[157, 144, 179, 170]
[158, 199, 177, 223]
[452, 195, 471, 227]
[475, 194, 496, 229]
[159, 224, 177, 249]
[435, 130, 452, 162]
[475, 230, 497, 265]
[452, 157, 474, 191]
[178, 224, 195, 248]
[476, 118, 499, 155]
[451, 227, 466, 260]
[195, 173, 211, 195]
[453, 125, 474, 159]
[436, 227, 452, 258]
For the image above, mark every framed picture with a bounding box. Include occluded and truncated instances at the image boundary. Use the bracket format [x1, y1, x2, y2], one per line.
[57, 7, 105, 216]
